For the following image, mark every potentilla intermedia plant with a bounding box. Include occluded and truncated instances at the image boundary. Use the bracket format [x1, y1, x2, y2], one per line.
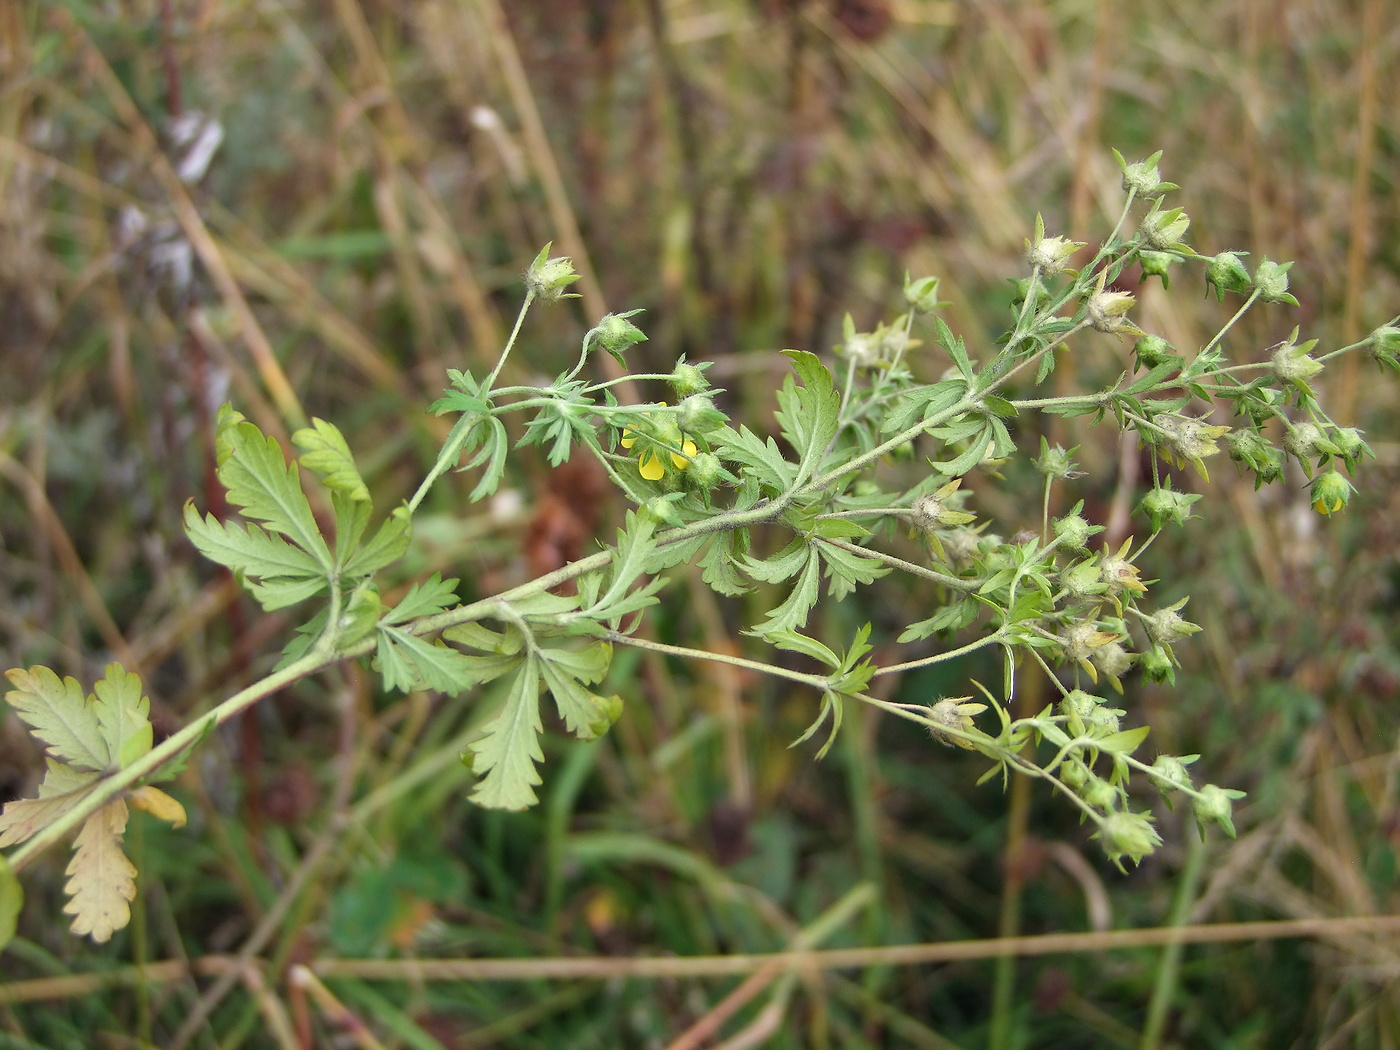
[1, 152, 1395, 943]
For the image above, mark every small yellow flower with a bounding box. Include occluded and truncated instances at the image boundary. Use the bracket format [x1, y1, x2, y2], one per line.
[620, 405, 697, 481]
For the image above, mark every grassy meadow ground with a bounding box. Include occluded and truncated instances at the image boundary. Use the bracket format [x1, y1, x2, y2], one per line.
[0, 0, 1398, 1047]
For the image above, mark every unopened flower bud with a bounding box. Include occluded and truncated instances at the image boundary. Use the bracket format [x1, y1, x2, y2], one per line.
[1331, 427, 1371, 474]
[1140, 645, 1177, 684]
[1309, 470, 1354, 515]
[526, 243, 582, 301]
[1205, 252, 1252, 303]
[1149, 754, 1196, 797]
[1137, 484, 1202, 530]
[1251, 258, 1299, 306]
[586, 310, 647, 364]
[903, 273, 943, 314]
[910, 479, 976, 530]
[1096, 811, 1163, 869]
[1138, 206, 1190, 251]
[669, 360, 711, 397]
[1052, 513, 1098, 551]
[1024, 213, 1085, 277]
[1283, 422, 1326, 468]
[675, 393, 723, 435]
[1087, 285, 1138, 335]
[1271, 335, 1323, 387]
[1036, 440, 1084, 480]
[1367, 324, 1400, 372]
[1114, 148, 1178, 199]
[1142, 599, 1201, 646]
[1134, 334, 1178, 370]
[1138, 251, 1176, 288]
[1193, 784, 1243, 838]
[1082, 775, 1120, 813]
[1228, 429, 1285, 487]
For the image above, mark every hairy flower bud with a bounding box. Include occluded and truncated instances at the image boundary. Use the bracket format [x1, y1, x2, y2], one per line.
[669, 360, 711, 397]
[926, 696, 987, 749]
[1096, 811, 1163, 869]
[1137, 483, 1202, 530]
[1024, 213, 1085, 276]
[1113, 148, 1178, 199]
[1138, 205, 1190, 251]
[1138, 250, 1177, 288]
[1133, 334, 1179, 370]
[903, 273, 943, 314]
[1271, 334, 1323, 388]
[1205, 252, 1251, 303]
[1193, 784, 1244, 838]
[1052, 513, 1098, 551]
[1309, 470, 1354, 515]
[1251, 258, 1299, 306]
[1142, 599, 1201, 647]
[1227, 430, 1285, 487]
[1149, 754, 1197, 797]
[526, 243, 582, 301]
[1086, 285, 1139, 335]
[910, 479, 976, 530]
[585, 310, 647, 364]
[1283, 421, 1326, 469]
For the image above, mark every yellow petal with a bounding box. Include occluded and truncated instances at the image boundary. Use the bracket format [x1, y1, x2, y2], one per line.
[639, 451, 666, 481]
[671, 439, 698, 469]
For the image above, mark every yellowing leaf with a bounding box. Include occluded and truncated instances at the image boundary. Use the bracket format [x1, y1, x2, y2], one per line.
[3, 667, 108, 771]
[0, 761, 101, 847]
[92, 664, 153, 769]
[130, 786, 187, 829]
[63, 800, 137, 944]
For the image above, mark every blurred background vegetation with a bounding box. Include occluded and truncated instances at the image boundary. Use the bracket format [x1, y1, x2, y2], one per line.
[1, 0, 1398, 1047]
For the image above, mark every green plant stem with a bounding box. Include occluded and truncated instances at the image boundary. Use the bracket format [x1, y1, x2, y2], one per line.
[481, 289, 536, 393]
[1139, 831, 1207, 1050]
[1201, 290, 1261, 355]
[602, 632, 828, 691]
[816, 537, 976, 592]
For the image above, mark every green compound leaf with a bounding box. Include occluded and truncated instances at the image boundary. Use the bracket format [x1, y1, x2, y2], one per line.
[699, 530, 752, 597]
[376, 625, 495, 695]
[463, 416, 510, 502]
[183, 505, 327, 611]
[816, 540, 890, 601]
[344, 504, 412, 579]
[746, 553, 822, 638]
[330, 491, 371, 570]
[292, 418, 370, 502]
[776, 351, 840, 483]
[382, 573, 460, 625]
[536, 637, 615, 741]
[712, 424, 794, 494]
[3, 666, 109, 772]
[215, 418, 332, 571]
[468, 658, 545, 810]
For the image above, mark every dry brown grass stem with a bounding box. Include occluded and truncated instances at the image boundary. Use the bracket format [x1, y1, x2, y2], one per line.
[4, 914, 1393, 1006]
[0, 451, 140, 673]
